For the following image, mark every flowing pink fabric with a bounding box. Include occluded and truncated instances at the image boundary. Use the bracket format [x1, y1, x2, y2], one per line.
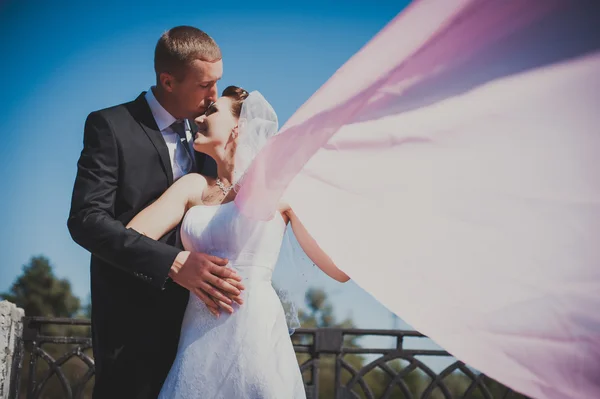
[235, 1, 600, 398]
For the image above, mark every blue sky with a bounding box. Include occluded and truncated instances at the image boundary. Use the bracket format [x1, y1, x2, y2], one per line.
[0, 0, 448, 355]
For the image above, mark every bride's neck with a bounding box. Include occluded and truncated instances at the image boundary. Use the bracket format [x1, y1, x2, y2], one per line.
[214, 158, 235, 186]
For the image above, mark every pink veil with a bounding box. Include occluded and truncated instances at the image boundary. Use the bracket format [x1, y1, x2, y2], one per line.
[235, 1, 600, 398]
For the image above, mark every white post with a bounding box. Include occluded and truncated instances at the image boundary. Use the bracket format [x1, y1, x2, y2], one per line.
[0, 301, 24, 399]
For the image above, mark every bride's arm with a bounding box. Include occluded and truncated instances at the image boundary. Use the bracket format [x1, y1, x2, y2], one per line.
[127, 174, 206, 240]
[281, 204, 350, 283]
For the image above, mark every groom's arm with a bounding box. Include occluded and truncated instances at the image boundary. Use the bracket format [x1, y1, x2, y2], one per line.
[67, 110, 179, 289]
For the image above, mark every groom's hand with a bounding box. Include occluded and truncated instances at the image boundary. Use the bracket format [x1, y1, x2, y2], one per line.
[169, 251, 245, 315]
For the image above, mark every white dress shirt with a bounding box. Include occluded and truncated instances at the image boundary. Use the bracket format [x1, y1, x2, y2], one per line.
[145, 87, 194, 181]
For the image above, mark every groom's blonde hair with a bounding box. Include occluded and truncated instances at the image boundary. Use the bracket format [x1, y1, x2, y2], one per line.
[154, 26, 222, 81]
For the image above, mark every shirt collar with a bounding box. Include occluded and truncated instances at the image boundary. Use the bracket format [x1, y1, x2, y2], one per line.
[145, 86, 177, 132]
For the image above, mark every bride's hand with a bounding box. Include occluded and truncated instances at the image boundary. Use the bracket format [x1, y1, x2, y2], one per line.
[205, 278, 245, 318]
[169, 251, 246, 315]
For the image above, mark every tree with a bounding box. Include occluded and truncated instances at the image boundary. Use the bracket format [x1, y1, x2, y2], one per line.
[2, 256, 92, 398]
[1, 256, 80, 317]
[293, 288, 494, 399]
[293, 287, 365, 398]
[80, 293, 92, 319]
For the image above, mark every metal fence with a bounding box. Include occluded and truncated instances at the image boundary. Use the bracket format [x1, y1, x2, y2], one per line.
[10, 317, 528, 399]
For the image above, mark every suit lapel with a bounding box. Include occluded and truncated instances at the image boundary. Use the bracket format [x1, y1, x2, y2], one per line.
[134, 93, 174, 186]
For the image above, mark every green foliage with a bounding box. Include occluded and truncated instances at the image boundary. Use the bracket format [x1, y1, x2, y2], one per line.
[292, 287, 528, 398]
[2, 256, 92, 398]
[1, 256, 80, 318]
[294, 287, 365, 398]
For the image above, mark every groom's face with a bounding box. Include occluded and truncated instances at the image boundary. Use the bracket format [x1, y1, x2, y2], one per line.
[171, 58, 223, 119]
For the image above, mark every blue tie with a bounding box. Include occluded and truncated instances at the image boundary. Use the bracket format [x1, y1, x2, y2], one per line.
[171, 120, 193, 175]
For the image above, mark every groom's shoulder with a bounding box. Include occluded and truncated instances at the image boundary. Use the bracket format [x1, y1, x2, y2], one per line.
[87, 92, 146, 122]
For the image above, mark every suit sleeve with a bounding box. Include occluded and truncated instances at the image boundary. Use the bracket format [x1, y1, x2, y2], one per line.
[67, 111, 180, 289]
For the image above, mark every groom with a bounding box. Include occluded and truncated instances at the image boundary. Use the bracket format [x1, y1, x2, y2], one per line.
[68, 26, 244, 398]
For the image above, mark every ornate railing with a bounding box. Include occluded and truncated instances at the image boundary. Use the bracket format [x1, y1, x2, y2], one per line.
[9, 317, 529, 399]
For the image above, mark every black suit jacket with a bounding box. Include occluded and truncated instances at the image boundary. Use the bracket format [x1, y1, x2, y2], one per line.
[68, 92, 216, 399]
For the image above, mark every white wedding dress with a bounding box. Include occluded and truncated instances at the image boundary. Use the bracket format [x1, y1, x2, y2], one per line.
[158, 201, 306, 399]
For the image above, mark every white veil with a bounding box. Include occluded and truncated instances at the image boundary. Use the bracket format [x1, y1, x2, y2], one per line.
[232, 90, 303, 334]
[233, 91, 278, 193]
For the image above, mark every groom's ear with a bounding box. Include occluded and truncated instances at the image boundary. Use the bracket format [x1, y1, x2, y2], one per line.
[159, 72, 175, 93]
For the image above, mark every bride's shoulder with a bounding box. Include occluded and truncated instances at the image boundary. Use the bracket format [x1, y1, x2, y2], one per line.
[173, 173, 208, 196]
[172, 173, 209, 208]
[177, 173, 208, 186]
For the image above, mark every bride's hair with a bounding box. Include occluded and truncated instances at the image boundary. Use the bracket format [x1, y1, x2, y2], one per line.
[221, 86, 250, 118]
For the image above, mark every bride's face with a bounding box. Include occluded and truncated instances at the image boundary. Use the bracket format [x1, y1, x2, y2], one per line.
[192, 96, 238, 156]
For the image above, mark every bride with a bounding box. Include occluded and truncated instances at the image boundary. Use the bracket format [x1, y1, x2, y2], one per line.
[127, 85, 346, 398]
